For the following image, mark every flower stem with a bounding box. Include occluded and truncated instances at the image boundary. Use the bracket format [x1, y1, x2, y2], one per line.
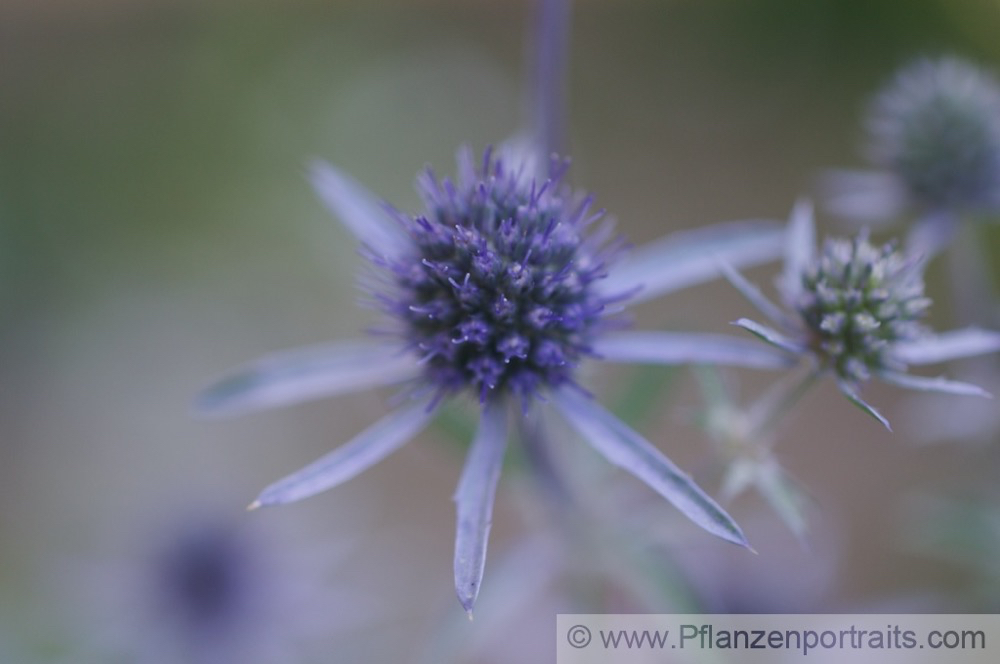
[531, 0, 572, 167]
[745, 367, 822, 441]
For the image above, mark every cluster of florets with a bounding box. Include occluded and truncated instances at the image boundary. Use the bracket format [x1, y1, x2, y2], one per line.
[376, 148, 621, 405]
[793, 233, 930, 382]
[867, 56, 1000, 211]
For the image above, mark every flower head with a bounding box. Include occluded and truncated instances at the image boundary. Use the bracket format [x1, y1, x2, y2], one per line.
[793, 232, 929, 383]
[198, 146, 793, 613]
[867, 56, 1000, 212]
[725, 200, 1000, 429]
[378, 147, 618, 407]
[822, 56, 1000, 256]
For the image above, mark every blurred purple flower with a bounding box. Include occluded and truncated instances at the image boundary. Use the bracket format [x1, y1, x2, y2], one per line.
[197, 144, 794, 613]
[151, 522, 260, 648]
[72, 507, 370, 664]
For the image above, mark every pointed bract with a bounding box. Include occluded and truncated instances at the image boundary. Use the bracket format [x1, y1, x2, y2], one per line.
[552, 388, 750, 548]
[196, 341, 419, 417]
[836, 379, 892, 431]
[891, 327, 1000, 365]
[754, 460, 812, 545]
[723, 458, 810, 544]
[904, 212, 958, 260]
[720, 260, 796, 330]
[731, 318, 807, 355]
[309, 160, 412, 258]
[254, 402, 434, 507]
[820, 169, 907, 223]
[598, 220, 785, 305]
[453, 401, 509, 615]
[877, 370, 993, 398]
[592, 331, 795, 370]
[780, 199, 817, 302]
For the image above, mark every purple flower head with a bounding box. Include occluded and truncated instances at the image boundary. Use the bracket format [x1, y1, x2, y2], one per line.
[376, 147, 620, 407]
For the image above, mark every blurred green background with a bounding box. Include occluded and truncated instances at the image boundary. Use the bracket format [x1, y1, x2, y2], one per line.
[2, 0, 1000, 661]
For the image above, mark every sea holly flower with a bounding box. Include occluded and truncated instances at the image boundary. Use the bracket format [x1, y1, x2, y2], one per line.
[197, 146, 793, 613]
[724, 200, 1000, 430]
[823, 56, 1000, 256]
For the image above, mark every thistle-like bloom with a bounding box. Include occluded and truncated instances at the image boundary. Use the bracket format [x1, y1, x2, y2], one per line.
[725, 200, 1000, 429]
[824, 56, 1000, 254]
[198, 147, 793, 613]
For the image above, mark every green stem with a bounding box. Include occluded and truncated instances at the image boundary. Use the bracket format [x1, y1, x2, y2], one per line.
[745, 367, 822, 441]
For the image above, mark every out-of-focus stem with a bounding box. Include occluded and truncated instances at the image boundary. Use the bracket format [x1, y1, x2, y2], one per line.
[745, 367, 822, 441]
[531, 0, 572, 170]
